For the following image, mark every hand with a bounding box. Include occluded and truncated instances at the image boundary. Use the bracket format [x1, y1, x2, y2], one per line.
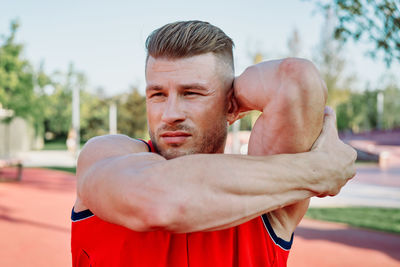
[311, 106, 357, 197]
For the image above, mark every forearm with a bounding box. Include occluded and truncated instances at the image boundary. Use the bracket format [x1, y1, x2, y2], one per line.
[81, 150, 326, 233]
[144, 151, 327, 233]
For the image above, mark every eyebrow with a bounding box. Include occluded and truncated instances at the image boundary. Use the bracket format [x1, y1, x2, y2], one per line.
[146, 85, 163, 92]
[180, 83, 208, 91]
[146, 83, 209, 92]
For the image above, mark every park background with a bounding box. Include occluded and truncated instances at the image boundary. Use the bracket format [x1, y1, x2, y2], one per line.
[0, 0, 399, 266]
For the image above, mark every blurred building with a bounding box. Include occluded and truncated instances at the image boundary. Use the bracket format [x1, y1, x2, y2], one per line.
[0, 107, 42, 158]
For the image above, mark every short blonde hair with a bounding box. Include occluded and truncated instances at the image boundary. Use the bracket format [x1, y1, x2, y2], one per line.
[145, 20, 234, 72]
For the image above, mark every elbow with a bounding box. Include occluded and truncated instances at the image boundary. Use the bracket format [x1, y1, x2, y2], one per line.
[124, 172, 187, 233]
[136, 200, 186, 233]
[94, 192, 185, 233]
[136, 167, 189, 233]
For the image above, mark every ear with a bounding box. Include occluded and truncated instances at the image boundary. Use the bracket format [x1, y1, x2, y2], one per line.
[226, 88, 240, 125]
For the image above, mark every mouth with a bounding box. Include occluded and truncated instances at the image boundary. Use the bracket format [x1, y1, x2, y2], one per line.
[160, 131, 191, 145]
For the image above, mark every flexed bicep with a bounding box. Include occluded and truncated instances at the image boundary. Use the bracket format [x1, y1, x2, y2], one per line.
[234, 58, 327, 239]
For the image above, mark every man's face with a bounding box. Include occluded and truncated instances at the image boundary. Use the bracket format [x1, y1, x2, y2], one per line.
[145, 53, 232, 159]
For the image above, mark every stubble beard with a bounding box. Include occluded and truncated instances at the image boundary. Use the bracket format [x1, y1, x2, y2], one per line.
[150, 120, 227, 160]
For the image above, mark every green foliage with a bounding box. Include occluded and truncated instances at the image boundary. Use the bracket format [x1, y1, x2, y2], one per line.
[0, 20, 35, 121]
[0, 20, 52, 138]
[117, 87, 148, 139]
[43, 71, 72, 138]
[42, 140, 68, 150]
[80, 90, 109, 141]
[312, 0, 400, 66]
[43, 65, 93, 140]
[336, 81, 400, 131]
[336, 90, 377, 131]
[42, 77, 148, 143]
[308, 6, 400, 132]
[312, 7, 355, 110]
[306, 207, 400, 234]
[238, 111, 262, 131]
[80, 87, 148, 142]
[381, 79, 400, 129]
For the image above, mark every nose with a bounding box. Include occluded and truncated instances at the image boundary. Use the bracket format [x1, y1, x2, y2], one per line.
[161, 95, 186, 125]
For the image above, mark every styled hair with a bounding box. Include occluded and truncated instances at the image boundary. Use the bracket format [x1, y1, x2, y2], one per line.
[145, 20, 234, 71]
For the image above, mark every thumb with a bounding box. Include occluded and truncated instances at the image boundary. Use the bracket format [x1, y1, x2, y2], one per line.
[311, 106, 337, 150]
[324, 106, 337, 124]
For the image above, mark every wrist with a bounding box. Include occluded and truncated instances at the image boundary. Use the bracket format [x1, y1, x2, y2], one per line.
[303, 150, 331, 196]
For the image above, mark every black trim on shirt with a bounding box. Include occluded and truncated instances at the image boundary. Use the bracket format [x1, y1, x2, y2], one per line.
[261, 213, 293, 251]
[136, 139, 151, 152]
[71, 208, 94, 222]
[72, 139, 150, 223]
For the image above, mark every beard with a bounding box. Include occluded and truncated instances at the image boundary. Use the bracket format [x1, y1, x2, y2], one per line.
[149, 120, 227, 159]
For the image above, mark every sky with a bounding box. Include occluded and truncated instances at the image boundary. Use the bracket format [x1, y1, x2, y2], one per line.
[1, 0, 399, 96]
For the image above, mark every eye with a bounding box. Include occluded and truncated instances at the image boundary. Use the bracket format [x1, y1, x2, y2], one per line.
[184, 91, 201, 96]
[150, 92, 165, 98]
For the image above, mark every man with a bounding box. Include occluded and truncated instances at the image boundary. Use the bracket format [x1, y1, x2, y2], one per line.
[71, 21, 356, 266]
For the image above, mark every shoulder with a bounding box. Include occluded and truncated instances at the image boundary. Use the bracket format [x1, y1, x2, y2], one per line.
[78, 135, 150, 167]
[75, 135, 152, 211]
[84, 134, 150, 154]
[76, 134, 156, 183]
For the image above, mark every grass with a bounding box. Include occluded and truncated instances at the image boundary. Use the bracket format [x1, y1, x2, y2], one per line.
[42, 141, 68, 150]
[42, 166, 76, 174]
[306, 207, 400, 234]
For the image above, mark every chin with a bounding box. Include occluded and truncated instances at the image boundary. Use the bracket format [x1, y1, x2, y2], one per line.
[161, 149, 193, 160]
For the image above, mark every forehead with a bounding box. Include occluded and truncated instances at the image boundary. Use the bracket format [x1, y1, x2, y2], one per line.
[145, 53, 221, 86]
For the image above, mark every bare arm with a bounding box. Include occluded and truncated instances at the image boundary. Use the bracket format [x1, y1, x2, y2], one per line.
[76, 116, 355, 233]
[234, 57, 331, 239]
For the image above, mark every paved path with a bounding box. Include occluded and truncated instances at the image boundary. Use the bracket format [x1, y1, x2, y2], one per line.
[310, 164, 400, 208]
[289, 219, 400, 267]
[1, 168, 399, 266]
[18, 150, 77, 168]
[0, 168, 74, 267]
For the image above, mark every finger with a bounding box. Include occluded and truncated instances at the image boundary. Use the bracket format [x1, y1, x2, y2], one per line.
[323, 111, 340, 140]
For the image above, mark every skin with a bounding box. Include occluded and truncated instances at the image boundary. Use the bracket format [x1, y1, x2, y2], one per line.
[234, 58, 328, 239]
[145, 54, 233, 159]
[74, 53, 356, 238]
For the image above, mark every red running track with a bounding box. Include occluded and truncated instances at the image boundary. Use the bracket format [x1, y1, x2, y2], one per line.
[1, 168, 399, 267]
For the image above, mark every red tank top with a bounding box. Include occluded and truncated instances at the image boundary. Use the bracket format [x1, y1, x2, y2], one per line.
[71, 140, 292, 267]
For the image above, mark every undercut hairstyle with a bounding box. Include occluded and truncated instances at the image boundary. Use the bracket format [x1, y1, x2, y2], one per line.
[145, 20, 234, 72]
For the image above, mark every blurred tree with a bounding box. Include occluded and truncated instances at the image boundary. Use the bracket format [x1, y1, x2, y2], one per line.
[335, 78, 400, 132]
[310, 0, 400, 66]
[80, 89, 109, 141]
[43, 76, 71, 139]
[380, 76, 400, 129]
[44, 64, 86, 140]
[313, 6, 355, 110]
[117, 87, 148, 139]
[31, 62, 52, 136]
[0, 20, 36, 123]
[336, 89, 377, 131]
